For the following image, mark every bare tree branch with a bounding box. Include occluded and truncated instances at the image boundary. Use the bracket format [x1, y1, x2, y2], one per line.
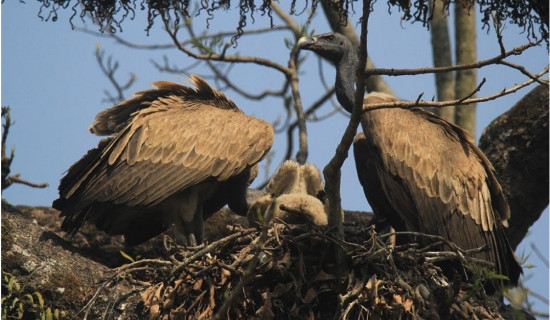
[4, 174, 49, 189]
[94, 45, 137, 104]
[77, 25, 291, 51]
[1, 107, 49, 191]
[454, 2, 478, 136]
[499, 59, 548, 85]
[151, 55, 203, 75]
[363, 67, 549, 112]
[288, 49, 308, 164]
[161, 14, 292, 75]
[530, 243, 549, 269]
[271, 2, 306, 38]
[367, 40, 543, 77]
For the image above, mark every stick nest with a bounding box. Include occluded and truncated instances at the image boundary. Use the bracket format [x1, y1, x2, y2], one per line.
[106, 221, 515, 320]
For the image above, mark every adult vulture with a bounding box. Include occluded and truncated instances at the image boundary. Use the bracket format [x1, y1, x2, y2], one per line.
[53, 75, 274, 246]
[298, 32, 521, 286]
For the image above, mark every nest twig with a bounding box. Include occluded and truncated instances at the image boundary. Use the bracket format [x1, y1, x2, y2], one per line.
[87, 223, 512, 319]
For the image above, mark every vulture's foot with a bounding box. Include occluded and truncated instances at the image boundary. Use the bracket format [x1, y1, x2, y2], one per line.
[168, 222, 199, 247]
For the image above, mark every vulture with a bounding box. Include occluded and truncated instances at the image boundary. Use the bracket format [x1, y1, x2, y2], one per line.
[53, 75, 274, 246]
[297, 32, 522, 286]
[247, 160, 329, 226]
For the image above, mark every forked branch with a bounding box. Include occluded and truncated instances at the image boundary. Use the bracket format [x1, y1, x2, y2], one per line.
[363, 66, 549, 112]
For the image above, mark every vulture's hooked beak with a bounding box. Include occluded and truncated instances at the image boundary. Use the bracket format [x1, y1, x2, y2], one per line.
[297, 36, 317, 50]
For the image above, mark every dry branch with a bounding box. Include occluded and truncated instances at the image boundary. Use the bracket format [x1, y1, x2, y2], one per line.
[94, 46, 137, 104]
[161, 15, 291, 75]
[362, 67, 548, 112]
[1, 107, 48, 191]
[366, 40, 543, 78]
[287, 49, 309, 164]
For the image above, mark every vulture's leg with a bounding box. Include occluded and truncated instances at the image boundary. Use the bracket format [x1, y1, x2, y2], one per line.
[182, 220, 198, 247]
[170, 191, 201, 246]
[227, 171, 251, 216]
[170, 221, 194, 246]
[192, 206, 204, 244]
[181, 207, 204, 247]
[173, 216, 199, 246]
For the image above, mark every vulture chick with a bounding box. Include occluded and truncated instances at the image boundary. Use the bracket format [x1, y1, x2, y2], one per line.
[53, 75, 274, 246]
[298, 32, 522, 286]
[247, 160, 329, 226]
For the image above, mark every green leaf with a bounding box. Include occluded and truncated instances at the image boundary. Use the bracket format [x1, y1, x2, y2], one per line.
[33, 292, 44, 308]
[45, 307, 53, 320]
[22, 294, 34, 305]
[119, 250, 135, 263]
[7, 275, 17, 293]
[11, 297, 20, 310]
[284, 38, 291, 50]
[255, 207, 265, 224]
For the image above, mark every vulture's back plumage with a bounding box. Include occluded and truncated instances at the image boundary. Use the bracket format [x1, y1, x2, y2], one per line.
[298, 32, 521, 287]
[54, 75, 274, 245]
[354, 93, 521, 286]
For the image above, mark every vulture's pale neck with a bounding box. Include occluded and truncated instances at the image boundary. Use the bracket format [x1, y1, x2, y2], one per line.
[334, 48, 359, 113]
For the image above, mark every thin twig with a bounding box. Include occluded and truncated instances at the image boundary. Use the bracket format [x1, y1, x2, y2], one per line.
[207, 59, 290, 100]
[367, 40, 542, 76]
[77, 25, 291, 51]
[171, 228, 256, 278]
[362, 66, 549, 112]
[499, 60, 548, 85]
[4, 174, 49, 189]
[288, 49, 309, 164]
[530, 242, 549, 268]
[161, 14, 291, 75]
[456, 78, 486, 104]
[94, 46, 136, 104]
[212, 226, 270, 320]
[182, 19, 291, 101]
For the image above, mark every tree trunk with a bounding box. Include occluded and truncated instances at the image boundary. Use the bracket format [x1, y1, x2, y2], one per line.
[429, 0, 456, 122]
[479, 84, 549, 250]
[1, 200, 143, 319]
[454, 1, 477, 137]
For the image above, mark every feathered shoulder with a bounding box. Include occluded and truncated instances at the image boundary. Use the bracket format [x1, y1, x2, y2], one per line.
[89, 74, 239, 136]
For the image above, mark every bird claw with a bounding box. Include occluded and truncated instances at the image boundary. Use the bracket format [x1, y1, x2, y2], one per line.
[173, 232, 198, 247]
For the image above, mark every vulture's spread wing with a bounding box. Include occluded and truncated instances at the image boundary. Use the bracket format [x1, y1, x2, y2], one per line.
[56, 76, 273, 216]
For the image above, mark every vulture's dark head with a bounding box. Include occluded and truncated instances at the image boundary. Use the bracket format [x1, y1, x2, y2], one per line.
[297, 32, 355, 65]
[298, 32, 358, 113]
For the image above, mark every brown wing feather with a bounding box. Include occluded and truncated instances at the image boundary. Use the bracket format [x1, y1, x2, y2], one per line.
[55, 76, 274, 235]
[360, 92, 520, 285]
[89, 74, 239, 136]
[63, 102, 272, 210]
[353, 132, 407, 233]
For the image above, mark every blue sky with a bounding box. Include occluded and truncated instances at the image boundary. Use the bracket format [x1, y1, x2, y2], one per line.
[2, 1, 548, 315]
